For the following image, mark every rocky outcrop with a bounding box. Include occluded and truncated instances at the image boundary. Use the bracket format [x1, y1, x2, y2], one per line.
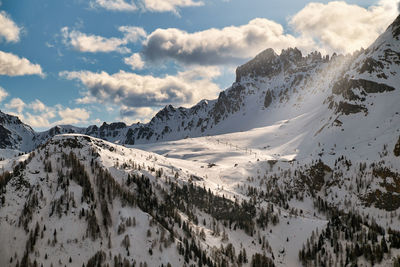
[264, 90, 273, 108]
[336, 101, 368, 115]
[332, 78, 395, 101]
[395, 136, 400, 157]
[211, 83, 245, 124]
[235, 48, 279, 82]
[0, 125, 12, 149]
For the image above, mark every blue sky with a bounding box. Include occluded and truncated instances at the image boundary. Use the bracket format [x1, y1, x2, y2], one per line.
[0, 0, 398, 130]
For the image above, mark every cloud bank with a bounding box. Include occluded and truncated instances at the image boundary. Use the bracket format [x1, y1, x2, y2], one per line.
[60, 66, 221, 109]
[290, 0, 398, 54]
[141, 18, 312, 66]
[3, 97, 91, 128]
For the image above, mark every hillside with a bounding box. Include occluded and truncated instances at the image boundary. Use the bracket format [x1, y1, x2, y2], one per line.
[0, 13, 400, 267]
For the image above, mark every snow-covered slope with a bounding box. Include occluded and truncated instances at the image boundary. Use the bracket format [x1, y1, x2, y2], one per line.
[1, 14, 400, 267]
[0, 134, 327, 267]
[0, 111, 37, 152]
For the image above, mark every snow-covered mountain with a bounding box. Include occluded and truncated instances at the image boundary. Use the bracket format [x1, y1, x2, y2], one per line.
[0, 134, 285, 266]
[0, 111, 37, 152]
[3, 16, 399, 150]
[1, 14, 400, 267]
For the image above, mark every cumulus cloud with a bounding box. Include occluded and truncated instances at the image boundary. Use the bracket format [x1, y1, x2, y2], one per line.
[61, 27, 129, 53]
[290, 0, 399, 54]
[141, 18, 313, 66]
[24, 112, 54, 128]
[143, 0, 203, 14]
[0, 50, 44, 76]
[5, 98, 25, 113]
[0, 11, 21, 43]
[2, 98, 91, 128]
[61, 26, 146, 53]
[91, 0, 137, 11]
[58, 107, 90, 125]
[0, 86, 8, 103]
[120, 106, 156, 123]
[124, 53, 145, 70]
[60, 66, 221, 109]
[118, 26, 147, 42]
[29, 99, 50, 113]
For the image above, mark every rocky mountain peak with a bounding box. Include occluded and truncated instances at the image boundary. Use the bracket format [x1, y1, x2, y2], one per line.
[280, 47, 302, 62]
[235, 48, 279, 82]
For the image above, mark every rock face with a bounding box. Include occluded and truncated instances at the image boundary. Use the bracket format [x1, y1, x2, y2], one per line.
[264, 90, 273, 108]
[395, 136, 400, 157]
[328, 14, 400, 115]
[0, 110, 37, 151]
[236, 48, 280, 82]
[0, 125, 12, 149]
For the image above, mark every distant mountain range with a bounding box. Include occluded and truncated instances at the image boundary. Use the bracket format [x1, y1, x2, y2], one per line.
[2, 16, 400, 155]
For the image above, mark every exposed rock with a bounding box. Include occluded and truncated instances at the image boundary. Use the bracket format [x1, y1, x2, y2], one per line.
[391, 14, 400, 39]
[235, 48, 279, 82]
[358, 57, 384, 74]
[394, 136, 400, 157]
[124, 128, 135, 145]
[264, 90, 273, 108]
[364, 167, 400, 211]
[0, 125, 12, 149]
[332, 78, 395, 99]
[212, 83, 245, 124]
[336, 101, 367, 115]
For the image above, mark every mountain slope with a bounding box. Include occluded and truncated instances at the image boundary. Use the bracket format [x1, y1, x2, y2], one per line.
[0, 134, 326, 266]
[1, 15, 400, 267]
[0, 111, 37, 152]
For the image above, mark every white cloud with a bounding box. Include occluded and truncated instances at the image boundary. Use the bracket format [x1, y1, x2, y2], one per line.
[90, 0, 203, 14]
[60, 66, 221, 109]
[124, 53, 145, 70]
[29, 99, 49, 113]
[118, 26, 147, 42]
[61, 27, 129, 53]
[91, 0, 137, 11]
[0, 50, 44, 76]
[290, 0, 399, 54]
[141, 18, 314, 66]
[0, 86, 8, 103]
[119, 106, 156, 124]
[61, 26, 146, 53]
[3, 98, 91, 128]
[0, 11, 21, 43]
[57, 107, 90, 125]
[24, 112, 54, 128]
[5, 98, 25, 113]
[143, 0, 203, 14]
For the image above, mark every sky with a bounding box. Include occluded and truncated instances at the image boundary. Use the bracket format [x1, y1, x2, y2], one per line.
[0, 0, 398, 131]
